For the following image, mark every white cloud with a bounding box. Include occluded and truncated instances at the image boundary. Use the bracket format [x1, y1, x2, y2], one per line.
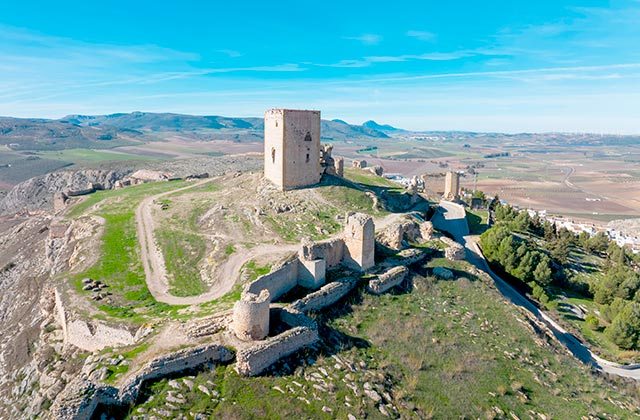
[406, 30, 436, 42]
[343, 34, 382, 45]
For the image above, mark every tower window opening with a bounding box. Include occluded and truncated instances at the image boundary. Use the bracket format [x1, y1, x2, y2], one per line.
[271, 147, 276, 163]
[306, 153, 310, 163]
[304, 131, 312, 142]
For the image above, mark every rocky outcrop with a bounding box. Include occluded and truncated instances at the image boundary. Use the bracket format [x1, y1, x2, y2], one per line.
[441, 237, 465, 261]
[0, 169, 131, 214]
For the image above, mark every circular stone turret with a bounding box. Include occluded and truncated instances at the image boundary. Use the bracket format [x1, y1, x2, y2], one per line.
[232, 289, 271, 341]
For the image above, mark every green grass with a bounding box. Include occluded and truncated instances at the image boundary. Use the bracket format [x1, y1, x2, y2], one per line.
[466, 209, 489, 235]
[103, 342, 151, 383]
[68, 181, 191, 322]
[343, 167, 402, 190]
[156, 228, 207, 297]
[243, 260, 272, 282]
[224, 244, 236, 256]
[126, 259, 639, 418]
[266, 207, 342, 242]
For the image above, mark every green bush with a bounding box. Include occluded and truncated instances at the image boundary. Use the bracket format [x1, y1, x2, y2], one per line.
[606, 302, 640, 350]
[585, 314, 600, 331]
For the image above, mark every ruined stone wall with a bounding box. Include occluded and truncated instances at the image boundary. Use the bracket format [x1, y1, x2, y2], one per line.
[343, 212, 375, 271]
[367, 266, 408, 295]
[119, 344, 234, 404]
[245, 258, 299, 300]
[444, 171, 460, 200]
[299, 237, 345, 267]
[334, 157, 344, 177]
[441, 236, 465, 261]
[54, 287, 139, 352]
[51, 344, 234, 419]
[382, 248, 428, 268]
[377, 218, 431, 250]
[235, 326, 319, 376]
[290, 277, 358, 313]
[232, 290, 271, 341]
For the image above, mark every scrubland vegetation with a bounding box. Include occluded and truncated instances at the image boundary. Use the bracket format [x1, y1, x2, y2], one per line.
[480, 201, 640, 361]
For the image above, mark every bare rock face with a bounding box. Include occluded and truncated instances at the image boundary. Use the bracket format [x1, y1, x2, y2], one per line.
[0, 169, 131, 214]
[0, 215, 71, 418]
[440, 237, 465, 261]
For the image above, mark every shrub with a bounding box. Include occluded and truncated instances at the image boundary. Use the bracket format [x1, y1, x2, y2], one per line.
[606, 302, 640, 350]
[585, 314, 600, 331]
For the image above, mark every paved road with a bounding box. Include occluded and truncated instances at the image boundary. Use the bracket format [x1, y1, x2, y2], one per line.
[431, 200, 469, 238]
[435, 201, 640, 380]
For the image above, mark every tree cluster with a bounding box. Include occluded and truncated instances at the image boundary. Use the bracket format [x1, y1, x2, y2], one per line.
[483, 200, 640, 350]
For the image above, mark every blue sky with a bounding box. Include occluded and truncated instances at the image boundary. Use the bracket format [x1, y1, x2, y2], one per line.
[1, 0, 639, 133]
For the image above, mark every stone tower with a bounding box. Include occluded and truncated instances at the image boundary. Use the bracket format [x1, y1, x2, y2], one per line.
[343, 212, 375, 271]
[264, 109, 322, 190]
[444, 171, 460, 200]
[232, 289, 271, 341]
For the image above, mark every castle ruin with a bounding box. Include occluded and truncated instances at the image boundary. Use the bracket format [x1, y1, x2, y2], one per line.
[444, 171, 460, 201]
[343, 212, 376, 271]
[264, 109, 322, 190]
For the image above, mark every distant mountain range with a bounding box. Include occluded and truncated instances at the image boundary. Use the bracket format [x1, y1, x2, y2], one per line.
[2, 112, 638, 152]
[0, 112, 397, 151]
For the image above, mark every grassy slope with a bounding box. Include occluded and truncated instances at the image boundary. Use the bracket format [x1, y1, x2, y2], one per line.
[155, 227, 207, 297]
[547, 246, 640, 363]
[466, 209, 489, 235]
[127, 259, 638, 419]
[152, 182, 221, 296]
[67, 181, 191, 322]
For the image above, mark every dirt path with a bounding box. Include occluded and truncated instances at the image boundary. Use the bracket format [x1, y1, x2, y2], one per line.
[137, 178, 415, 305]
[135, 179, 213, 305]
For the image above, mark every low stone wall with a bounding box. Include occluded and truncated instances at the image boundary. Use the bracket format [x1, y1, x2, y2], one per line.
[235, 326, 319, 377]
[299, 237, 345, 267]
[382, 248, 427, 268]
[51, 344, 234, 419]
[368, 266, 409, 295]
[54, 288, 140, 352]
[290, 277, 358, 313]
[66, 320, 137, 352]
[119, 344, 234, 404]
[244, 257, 299, 300]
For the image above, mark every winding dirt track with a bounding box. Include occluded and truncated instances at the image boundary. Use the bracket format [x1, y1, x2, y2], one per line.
[136, 179, 301, 305]
[136, 181, 407, 305]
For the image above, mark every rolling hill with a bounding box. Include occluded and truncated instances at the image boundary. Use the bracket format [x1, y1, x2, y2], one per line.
[0, 112, 393, 151]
